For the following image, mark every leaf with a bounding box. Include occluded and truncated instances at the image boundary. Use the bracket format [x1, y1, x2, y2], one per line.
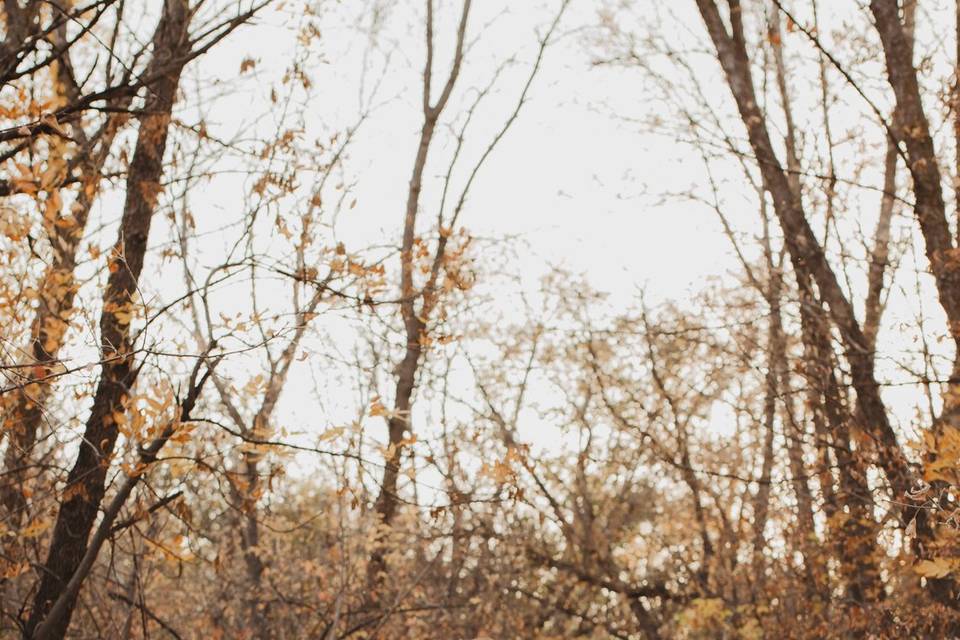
[369, 396, 388, 417]
[318, 426, 346, 442]
[40, 113, 68, 137]
[21, 519, 51, 539]
[1, 561, 29, 578]
[915, 557, 960, 579]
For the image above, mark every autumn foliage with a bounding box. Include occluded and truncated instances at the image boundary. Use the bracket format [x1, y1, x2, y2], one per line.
[4, 1, 960, 639]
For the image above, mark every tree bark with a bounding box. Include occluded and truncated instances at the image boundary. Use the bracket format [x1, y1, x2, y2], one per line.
[695, 0, 913, 516]
[870, 1, 960, 383]
[869, 0, 960, 606]
[24, 2, 191, 636]
[0, 10, 138, 522]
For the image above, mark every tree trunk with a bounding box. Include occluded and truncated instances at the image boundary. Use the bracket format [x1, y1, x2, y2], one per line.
[696, 0, 913, 519]
[369, 0, 472, 590]
[25, 2, 191, 636]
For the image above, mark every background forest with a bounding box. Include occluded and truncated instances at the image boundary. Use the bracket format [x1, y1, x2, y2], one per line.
[2, 0, 960, 638]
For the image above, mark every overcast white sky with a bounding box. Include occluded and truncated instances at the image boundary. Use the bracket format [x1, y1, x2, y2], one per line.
[56, 0, 958, 480]
[179, 0, 735, 307]
[115, 0, 737, 458]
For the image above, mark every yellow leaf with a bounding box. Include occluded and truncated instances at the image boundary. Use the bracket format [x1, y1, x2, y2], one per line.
[21, 519, 51, 539]
[319, 426, 346, 442]
[915, 557, 960, 579]
[1, 561, 29, 578]
[369, 396, 388, 417]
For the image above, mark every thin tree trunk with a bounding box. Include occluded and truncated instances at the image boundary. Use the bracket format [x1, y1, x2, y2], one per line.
[767, 21, 821, 593]
[956, 0, 960, 246]
[696, 0, 913, 522]
[871, 0, 960, 383]
[750, 338, 776, 592]
[870, 0, 960, 605]
[368, 0, 472, 589]
[25, 2, 192, 636]
[751, 208, 780, 593]
[798, 295, 881, 603]
[864, 0, 912, 352]
[863, 141, 898, 352]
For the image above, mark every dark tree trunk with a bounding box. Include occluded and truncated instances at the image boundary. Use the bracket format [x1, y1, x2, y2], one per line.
[24, 2, 192, 636]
